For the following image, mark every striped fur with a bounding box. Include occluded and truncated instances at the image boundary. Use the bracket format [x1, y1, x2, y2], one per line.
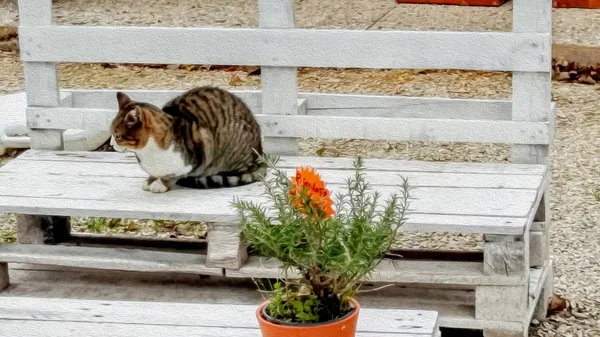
[109, 87, 265, 193]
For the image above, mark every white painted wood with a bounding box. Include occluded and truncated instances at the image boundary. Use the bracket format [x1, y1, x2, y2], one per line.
[8, 296, 436, 334]
[0, 171, 539, 217]
[15, 150, 547, 175]
[0, 296, 439, 336]
[259, 0, 298, 156]
[531, 261, 553, 321]
[3, 263, 551, 333]
[511, 0, 553, 165]
[529, 231, 547, 268]
[225, 256, 526, 286]
[67, 89, 513, 120]
[18, 26, 551, 72]
[0, 322, 438, 337]
[0, 244, 223, 276]
[0, 160, 544, 189]
[19, 0, 63, 150]
[0, 184, 539, 234]
[206, 223, 247, 269]
[0, 262, 8, 290]
[27, 107, 551, 145]
[475, 285, 528, 322]
[482, 236, 527, 278]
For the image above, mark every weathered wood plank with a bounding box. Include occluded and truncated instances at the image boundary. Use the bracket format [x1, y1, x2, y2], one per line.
[225, 256, 526, 286]
[0, 245, 223, 276]
[68, 89, 513, 120]
[206, 223, 247, 269]
[0, 195, 529, 234]
[0, 173, 539, 217]
[19, 26, 551, 72]
[19, 0, 64, 151]
[0, 160, 544, 189]
[0, 322, 436, 337]
[0, 297, 439, 336]
[259, 0, 299, 156]
[27, 107, 551, 145]
[475, 285, 528, 322]
[482, 235, 528, 278]
[511, 0, 553, 165]
[14, 150, 548, 175]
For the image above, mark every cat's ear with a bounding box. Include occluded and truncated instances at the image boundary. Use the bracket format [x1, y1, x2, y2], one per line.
[117, 92, 132, 110]
[124, 106, 144, 128]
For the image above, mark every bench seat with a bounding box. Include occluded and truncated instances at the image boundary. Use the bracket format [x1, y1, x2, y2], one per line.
[0, 150, 548, 235]
[0, 296, 441, 337]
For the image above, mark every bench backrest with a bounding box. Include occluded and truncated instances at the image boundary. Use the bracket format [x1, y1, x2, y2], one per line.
[18, 0, 554, 165]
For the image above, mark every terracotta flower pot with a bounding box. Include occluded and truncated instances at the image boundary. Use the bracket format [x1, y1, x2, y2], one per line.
[256, 298, 360, 337]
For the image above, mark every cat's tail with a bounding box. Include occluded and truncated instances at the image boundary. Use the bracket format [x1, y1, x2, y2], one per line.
[176, 166, 267, 189]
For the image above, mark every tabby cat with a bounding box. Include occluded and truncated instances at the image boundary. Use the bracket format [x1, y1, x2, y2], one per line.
[109, 87, 265, 193]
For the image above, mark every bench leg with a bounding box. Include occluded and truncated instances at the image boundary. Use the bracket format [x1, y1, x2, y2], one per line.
[206, 223, 248, 269]
[17, 215, 71, 244]
[0, 262, 8, 290]
[477, 234, 529, 322]
[530, 193, 550, 268]
[533, 261, 554, 321]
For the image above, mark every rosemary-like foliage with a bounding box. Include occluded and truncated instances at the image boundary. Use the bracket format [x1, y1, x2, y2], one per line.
[232, 154, 410, 324]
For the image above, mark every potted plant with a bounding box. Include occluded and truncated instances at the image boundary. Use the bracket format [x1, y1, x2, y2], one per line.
[232, 155, 410, 337]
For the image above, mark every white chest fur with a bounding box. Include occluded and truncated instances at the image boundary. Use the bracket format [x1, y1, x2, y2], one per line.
[132, 137, 193, 178]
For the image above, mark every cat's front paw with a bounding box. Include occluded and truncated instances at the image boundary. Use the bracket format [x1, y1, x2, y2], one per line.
[142, 177, 156, 191]
[149, 179, 169, 193]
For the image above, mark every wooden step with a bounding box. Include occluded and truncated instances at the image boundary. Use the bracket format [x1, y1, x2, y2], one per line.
[1, 244, 524, 286]
[0, 296, 440, 337]
[0, 244, 222, 276]
[226, 256, 526, 286]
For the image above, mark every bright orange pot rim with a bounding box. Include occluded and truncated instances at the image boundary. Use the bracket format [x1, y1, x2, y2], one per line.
[256, 298, 360, 337]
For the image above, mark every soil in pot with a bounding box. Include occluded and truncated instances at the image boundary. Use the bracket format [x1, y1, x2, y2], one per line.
[256, 298, 360, 337]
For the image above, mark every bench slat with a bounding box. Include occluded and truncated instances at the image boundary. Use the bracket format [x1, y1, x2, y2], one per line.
[0, 160, 543, 189]
[0, 172, 537, 217]
[27, 107, 550, 145]
[0, 245, 221, 276]
[15, 150, 547, 175]
[0, 296, 439, 336]
[19, 25, 549, 72]
[0, 150, 545, 234]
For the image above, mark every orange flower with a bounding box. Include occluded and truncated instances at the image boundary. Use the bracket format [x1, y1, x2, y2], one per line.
[289, 166, 334, 219]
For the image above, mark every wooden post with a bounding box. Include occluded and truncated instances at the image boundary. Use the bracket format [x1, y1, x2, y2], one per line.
[19, 0, 65, 150]
[258, 0, 299, 156]
[511, 0, 554, 323]
[477, 234, 529, 323]
[206, 223, 247, 269]
[511, 0, 553, 165]
[17, 0, 71, 244]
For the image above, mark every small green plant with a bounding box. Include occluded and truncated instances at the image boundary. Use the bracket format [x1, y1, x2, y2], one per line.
[233, 154, 409, 324]
[594, 189, 600, 201]
[84, 217, 110, 233]
[0, 231, 17, 243]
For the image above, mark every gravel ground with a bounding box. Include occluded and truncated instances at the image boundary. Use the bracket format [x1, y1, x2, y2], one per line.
[1, 1, 600, 336]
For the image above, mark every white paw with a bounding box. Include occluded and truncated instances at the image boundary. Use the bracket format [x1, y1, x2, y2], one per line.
[142, 180, 151, 191]
[149, 180, 169, 193]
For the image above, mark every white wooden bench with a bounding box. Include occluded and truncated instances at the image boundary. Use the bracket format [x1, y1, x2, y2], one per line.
[0, 296, 441, 337]
[0, 0, 555, 336]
